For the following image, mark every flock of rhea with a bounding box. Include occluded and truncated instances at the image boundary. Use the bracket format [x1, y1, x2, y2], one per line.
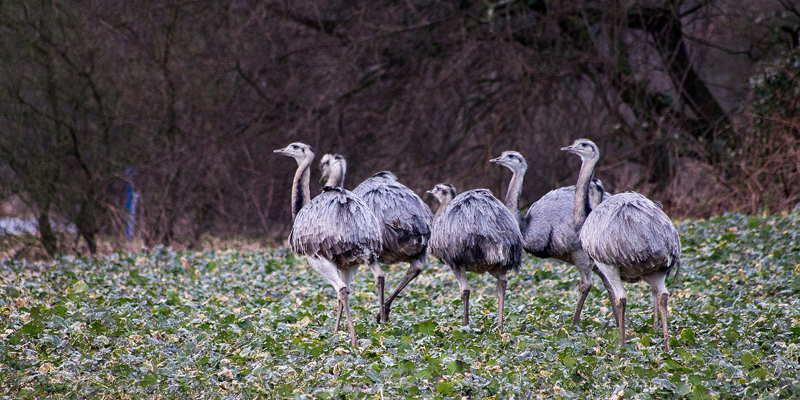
[275, 139, 681, 351]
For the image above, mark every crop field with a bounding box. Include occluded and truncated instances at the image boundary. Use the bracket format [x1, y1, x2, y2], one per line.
[1, 212, 800, 399]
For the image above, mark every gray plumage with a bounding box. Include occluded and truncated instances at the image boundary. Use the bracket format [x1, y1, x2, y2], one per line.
[580, 192, 680, 282]
[430, 189, 521, 271]
[275, 143, 382, 347]
[565, 138, 681, 352]
[524, 184, 609, 260]
[322, 157, 433, 323]
[428, 184, 522, 328]
[491, 150, 609, 326]
[354, 171, 432, 265]
[289, 186, 383, 268]
[319, 154, 347, 187]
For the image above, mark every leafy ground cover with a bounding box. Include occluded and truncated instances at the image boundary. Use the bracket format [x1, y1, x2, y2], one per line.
[1, 212, 799, 399]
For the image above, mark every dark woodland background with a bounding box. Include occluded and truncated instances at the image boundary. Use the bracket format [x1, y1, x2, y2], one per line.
[1, 0, 800, 257]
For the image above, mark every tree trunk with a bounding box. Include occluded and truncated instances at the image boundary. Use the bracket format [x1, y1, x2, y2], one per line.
[76, 198, 98, 254]
[628, 6, 734, 161]
[38, 210, 58, 259]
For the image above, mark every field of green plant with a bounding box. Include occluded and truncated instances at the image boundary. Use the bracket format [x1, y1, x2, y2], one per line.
[1, 212, 800, 399]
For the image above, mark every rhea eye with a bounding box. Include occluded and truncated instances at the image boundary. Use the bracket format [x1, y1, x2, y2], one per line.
[580, 143, 587, 147]
[291, 145, 299, 149]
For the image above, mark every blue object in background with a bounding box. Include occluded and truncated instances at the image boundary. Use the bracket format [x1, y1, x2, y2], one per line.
[125, 167, 138, 240]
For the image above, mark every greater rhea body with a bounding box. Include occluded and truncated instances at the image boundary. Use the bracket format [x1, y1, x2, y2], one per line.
[320, 154, 433, 322]
[275, 143, 382, 347]
[564, 139, 681, 351]
[491, 151, 608, 325]
[427, 184, 522, 328]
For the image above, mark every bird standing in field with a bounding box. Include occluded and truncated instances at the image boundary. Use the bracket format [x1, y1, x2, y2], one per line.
[563, 139, 681, 351]
[319, 154, 433, 322]
[275, 143, 382, 347]
[427, 183, 522, 328]
[491, 150, 609, 325]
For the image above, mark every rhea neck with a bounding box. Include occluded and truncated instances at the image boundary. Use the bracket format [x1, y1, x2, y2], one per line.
[503, 165, 527, 230]
[432, 194, 454, 223]
[291, 152, 314, 220]
[573, 153, 599, 232]
[323, 162, 346, 188]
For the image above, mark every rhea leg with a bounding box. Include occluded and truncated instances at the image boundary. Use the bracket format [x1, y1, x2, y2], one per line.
[382, 256, 425, 322]
[451, 266, 471, 325]
[571, 249, 594, 326]
[595, 267, 620, 328]
[334, 300, 343, 332]
[368, 262, 387, 323]
[595, 262, 627, 347]
[651, 286, 659, 331]
[490, 269, 508, 329]
[659, 293, 669, 352]
[307, 257, 359, 346]
[644, 273, 670, 352]
[340, 267, 359, 347]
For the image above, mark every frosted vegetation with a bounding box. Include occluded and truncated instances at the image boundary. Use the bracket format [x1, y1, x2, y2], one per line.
[1, 212, 799, 399]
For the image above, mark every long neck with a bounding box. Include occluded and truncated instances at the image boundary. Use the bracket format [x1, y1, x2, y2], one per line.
[433, 197, 453, 224]
[504, 168, 526, 228]
[573, 156, 598, 232]
[324, 163, 345, 187]
[291, 154, 313, 220]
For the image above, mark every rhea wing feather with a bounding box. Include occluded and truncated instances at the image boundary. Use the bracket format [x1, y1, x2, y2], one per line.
[430, 189, 522, 271]
[524, 181, 610, 258]
[580, 192, 680, 281]
[290, 187, 383, 267]
[353, 172, 433, 261]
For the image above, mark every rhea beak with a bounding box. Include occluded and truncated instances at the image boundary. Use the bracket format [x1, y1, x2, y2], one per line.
[560, 146, 573, 152]
[274, 148, 287, 154]
[489, 157, 500, 163]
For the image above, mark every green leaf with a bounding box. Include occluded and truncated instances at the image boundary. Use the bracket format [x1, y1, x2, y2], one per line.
[681, 328, 696, 343]
[415, 320, 437, 335]
[749, 368, 769, 379]
[447, 360, 468, 374]
[277, 384, 293, 396]
[52, 305, 69, 317]
[20, 321, 44, 337]
[28, 305, 46, 321]
[436, 380, 454, 395]
[365, 369, 382, 383]
[676, 382, 691, 396]
[724, 328, 740, 342]
[665, 359, 682, 370]
[691, 384, 710, 400]
[741, 352, 754, 369]
[415, 369, 432, 379]
[140, 374, 158, 387]
[676, 348, 692, 363]
[5, 287, 20, 298]
[73, 280, 89, 293]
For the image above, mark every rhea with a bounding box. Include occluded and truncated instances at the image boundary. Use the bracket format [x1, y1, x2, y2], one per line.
[491, 151, 608, 325]
[427, 183, 522, 328]
[319, 154, 433, 323]
[563, 139, 681, 351]
[275, 143, 382, 347]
